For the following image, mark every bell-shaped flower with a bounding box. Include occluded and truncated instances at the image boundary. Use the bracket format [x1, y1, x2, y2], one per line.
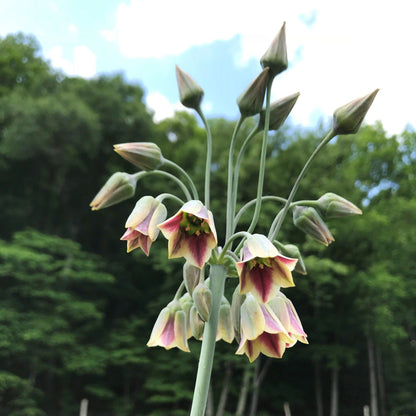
[236, 234, 297, 303]
[267, 292, 308, 346]
[147, 300, 190, 352]
[293, 206, 334, 246]
[120, 196, 167, 255]
[114, 142, 164, 171]
[236, 293, 292, 362]
[90, 172, 137, 210]
[158, 200, 218, 269]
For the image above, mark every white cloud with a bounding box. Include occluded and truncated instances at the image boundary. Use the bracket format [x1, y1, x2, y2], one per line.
[46, 45, 97, 78]
[146, 91, 189, 122]
[68, 24, 78, 35]
[103, 0, 415, 134]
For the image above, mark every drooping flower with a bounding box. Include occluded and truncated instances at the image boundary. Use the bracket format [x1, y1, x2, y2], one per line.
[120, 196, 167, 255]
[236, 234, 297, 303]
[147, 300, 190, 352]
[267, 292, 308, 346]
[90, 172, 137, 210]
[158, 200, 217, 269]
[236, 293, 292, 362]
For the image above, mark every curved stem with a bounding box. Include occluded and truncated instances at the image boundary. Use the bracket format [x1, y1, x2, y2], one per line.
[244, 78, 273, 235]
[226, 117, 245, 240]
[189, 264, 227, 416]
[197, 108, 213, 210]
[163, 159, 199, 200]
[268, 129, 336, 241]
[173, 281, 185, 300]
[156, 193, 185, 206]
[220, 231, 251, 261]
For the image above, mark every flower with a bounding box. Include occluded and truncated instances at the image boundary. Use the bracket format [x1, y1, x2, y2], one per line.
[293, 206, 334, 246]
[236, 234, 297, 303]
[147, 300, 190, 352]
[236, 293, 292, 362]
[120, 196, 167, 255]
[268, 292, 308, 346]
[158, 200, 217, 269]
[332, 89, 379, 135]
[176, 65, 204, 110]
[113, 142, 164, 171]
[90, 172, 137, 210]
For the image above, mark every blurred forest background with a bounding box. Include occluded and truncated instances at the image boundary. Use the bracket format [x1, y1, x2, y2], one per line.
[0, 33, 415, 416]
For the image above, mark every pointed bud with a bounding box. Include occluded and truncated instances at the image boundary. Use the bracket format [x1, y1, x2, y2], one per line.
[183, 261, 201, 296]
[190, 305, 205, 340]
[275, 242, 307, 275]
[237, 67, 270, 117]
[333, 89, 379, 135]
[258, 92, 300, 132]
[192, 282, 212, 322]
[175, 65, 204, 110]
[260, 22, 288, 77]
[316, 193, 362, 218]
[90, 172, 137, 210]
[217, 298, 234, 343]
[113, 142, 164, 171]
[293, 206, 335, 246]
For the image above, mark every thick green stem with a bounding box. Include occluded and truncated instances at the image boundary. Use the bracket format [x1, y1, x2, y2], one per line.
[268, 129, 336, 240]
[190, 264, 227, 416]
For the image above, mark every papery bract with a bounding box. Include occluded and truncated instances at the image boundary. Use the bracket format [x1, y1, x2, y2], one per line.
[158, 200, 217, 269]
[120, 196, 167, 255]
[236, 234, 297, 303]
[147, 300, 190, 352]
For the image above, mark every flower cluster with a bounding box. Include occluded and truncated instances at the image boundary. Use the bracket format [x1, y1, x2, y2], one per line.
[90, 22, 376, 413]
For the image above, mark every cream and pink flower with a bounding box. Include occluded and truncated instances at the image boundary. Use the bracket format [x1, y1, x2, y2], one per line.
[120, 196, 167, 255]
[236, 234, 297, 303]
[158, 200, 217, 269]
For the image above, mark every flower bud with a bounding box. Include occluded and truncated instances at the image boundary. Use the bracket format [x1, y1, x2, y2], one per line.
[316, 193, 362, 218]
[240, 293, 265, 340]
[175, 65, 204, 110]
[275, 242, 307, 275]
[237, 67, 270, 117]
[293, 206, 334, 246]
[217, 297, 234, 343]
[231, 286, 244, 341]
[113, 142, 164, 171]
[332, 89, 379, 135]
[90, 172, 136, 210]
[192, 282, 212, 322]
[179, 292, 194, 339]
[258, 92, 300, 131]
[190, 305, 204, 340]
[260, 22, 288, 77]
[183, 261, 201, 296]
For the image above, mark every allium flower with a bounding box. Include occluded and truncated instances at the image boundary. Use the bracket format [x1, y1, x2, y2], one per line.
[268, 292, 308, 346]
[158, 200, 217, 269]
[147, 300, 190, 352]
[236, 234, 297, 303]
[236, 293, 292, 362]
[120, 196, 167, 255]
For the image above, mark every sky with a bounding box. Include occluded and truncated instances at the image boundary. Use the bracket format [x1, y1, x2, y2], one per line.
[1, 0, 414, 135]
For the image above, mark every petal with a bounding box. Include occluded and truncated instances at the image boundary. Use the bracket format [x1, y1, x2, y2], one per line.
[235, 334, 261, 362]
[257, 332, 286, 359]
[147, 308, 172, 347]
[244, 234, 278, 261]
[148, 203, 167, 241]
[158, 211, 183, 239]
[245, 265, 279, 303]
[276, 253, 298, 272]
[125, 196, 155, 228]
[271, 258, 295, 288]
[173, 310, 190, 352]
[181, 200, 208, 220]
[240, 294, 265, 340]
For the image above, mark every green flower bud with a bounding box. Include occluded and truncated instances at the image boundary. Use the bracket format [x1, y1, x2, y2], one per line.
[293, 206, 335, 246]
[237, 67, 270, 117]
[113, 142, 164, 171]
[231, 286, 244, 342]
[316, 193, 362, 218]
[258, 92, 300, 131]
[175, 65, 204, 110]
[183, 261, 201, 296]
[275, 242, 307, 275]
[190, 305, 204, 340]
[333, 89, 379, 135]
[260, 22, 288, 78]
[192, 282, 212, 322]
[90, 172, 137, 211]
[217, 299, 234, 343]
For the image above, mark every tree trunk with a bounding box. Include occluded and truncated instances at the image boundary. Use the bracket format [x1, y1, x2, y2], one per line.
[283, 402, 292, 416]
[367, 336, 378, 416]
[235, 364, 252, 416]
[216, 362, 232, 416]
[375, 344, 386, 416]
[249, 357, 272, 416]
[206, 385, 214, 416]
[329, 366, 339, 416]
[314, 361, 324, 416]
